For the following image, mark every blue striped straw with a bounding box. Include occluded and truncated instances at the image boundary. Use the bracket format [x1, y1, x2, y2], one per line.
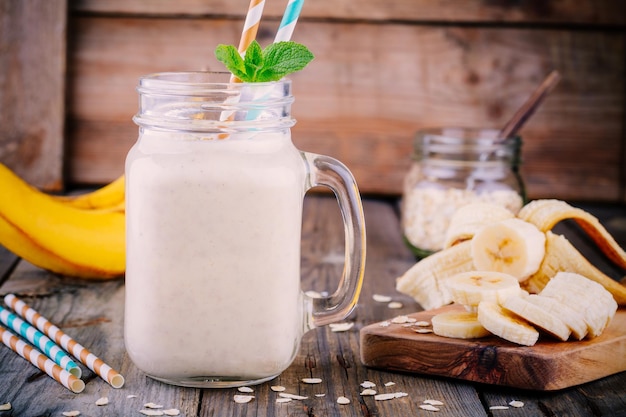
[274, 0, 304, 43]
[0, 306, 81, 377]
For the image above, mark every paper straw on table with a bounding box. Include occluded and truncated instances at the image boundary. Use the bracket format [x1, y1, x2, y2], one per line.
[274, 0, 304, 43]
[0, 325, 85, 393]
[4, 294, 124, 389]
[0, 306, 81, 377]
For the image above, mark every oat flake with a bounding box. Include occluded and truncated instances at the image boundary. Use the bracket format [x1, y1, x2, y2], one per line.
[419, 404, 440, 412]
[360, 380, 376, 388]
[0, 403, 11, 411]
[271, 385, 286, 392]
[415, 321, 431, 327]
[163, 409, 180, 416]
[315, 393, 326, 397]
[62, 412, 80, 417]
[489, 405, 509, 410]
[373, 294, 393, 303]
[374, 393, 396, 401]
[238, 386, 254, 393]
[414, 328, 433, 334]
[329, 322, 354, 332]
[337, 396, 350, 405]
[423, 399, 444, 406]
[127, 394, 138, 399]
[509, 400, 524, 408]
[388, 301, 403, 309]
[95, 397, 108, 406]
[302, 377, 322, 384]
[279, 393, 308, 400]
[234, 395, 255, 404]
[276, 398, 292, 403]
[384, 381, 396, 387]
[144, 402, 164, 409]
[391, 315, 410, 324]
[139, 410, 164, 416]
[379, 321, 391, 327]
[360, 389, 377, 396]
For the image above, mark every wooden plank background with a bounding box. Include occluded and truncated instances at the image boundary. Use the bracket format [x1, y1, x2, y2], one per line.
[0, 0, 67, 190]
[2, 1, 626, 202]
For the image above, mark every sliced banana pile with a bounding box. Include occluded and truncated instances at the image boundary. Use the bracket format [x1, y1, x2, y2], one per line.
[396, 199, 625, 345]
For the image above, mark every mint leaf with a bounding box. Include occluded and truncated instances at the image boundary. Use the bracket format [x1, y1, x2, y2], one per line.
[215, 44, 247, 80]
[258, 42, 314, 82]
[243, 40, 264, 81]
[215, 41, 314, 82]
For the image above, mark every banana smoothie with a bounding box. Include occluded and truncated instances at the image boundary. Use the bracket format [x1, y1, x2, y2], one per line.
[124, 129, 307, 385]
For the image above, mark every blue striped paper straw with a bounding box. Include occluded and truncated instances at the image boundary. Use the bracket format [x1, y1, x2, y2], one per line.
[274, 0, 304, 42]
[0, 306, 81, 377]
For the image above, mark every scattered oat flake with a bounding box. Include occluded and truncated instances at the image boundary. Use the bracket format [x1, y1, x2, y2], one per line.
[423, 399, 444, 406]
[238, 386, 254, 393]
[139, 410, 164, 416]
[279, 393, 308, 400]
[0, 403, 11, 411]
[271, 385, 286, 392]
[62, 412, 80, 417]
[374, 393, 396, 401]
[373, 294, 393, 303]
[414, 328, 433, 334]
[144, 402, 164, 409]
[360, 389, 377, 396]
[489, 405, 509, 410]
[360, 380, 376, 388]
[388, 301, 403, 309]
[419, 404, 440, 412]
[379, 321, 391, 327]
[95, 397, 109, 406]
[302, 377, 322, 384]
[127, 394, 138, 399]
[391, 315, 410, 324]
[163, 410, 180, 416]
[384, 381, 396, 387]
[329, 322, 354, 332]
[315, 393, 326, 397]
[234, 395, 255, 404]
[337, 396, 350, 405]
[276, 398, 292, 403]
[394, 392, 409, 398]
[415, 321, 431, 327]
[509, 400, 524, 408]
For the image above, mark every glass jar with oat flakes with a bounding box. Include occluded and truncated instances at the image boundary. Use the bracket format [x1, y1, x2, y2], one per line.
[401, 127, 526, 258]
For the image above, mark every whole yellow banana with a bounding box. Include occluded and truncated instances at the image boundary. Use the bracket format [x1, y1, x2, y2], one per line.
[54, 174, 125, 210]
[0, 163, 124, 279]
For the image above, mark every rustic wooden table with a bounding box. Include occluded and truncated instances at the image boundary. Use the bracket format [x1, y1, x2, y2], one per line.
[0, 196, 624, 416]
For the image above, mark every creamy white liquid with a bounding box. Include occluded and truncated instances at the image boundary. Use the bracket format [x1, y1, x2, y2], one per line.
[124, 130, 307, 383]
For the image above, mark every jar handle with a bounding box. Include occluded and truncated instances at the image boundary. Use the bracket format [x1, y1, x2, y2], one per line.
[302, 152, 366, 329]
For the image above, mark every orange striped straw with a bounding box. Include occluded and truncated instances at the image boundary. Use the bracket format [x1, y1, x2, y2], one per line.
[4, 294, 125, 389]
[0, 325, 85, 393]
[231, 0, 266, 82]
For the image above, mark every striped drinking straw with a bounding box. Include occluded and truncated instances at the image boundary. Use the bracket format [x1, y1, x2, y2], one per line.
[0, 325, 85, 393]
[0, 306, 81, 377]
[274, 0, 305, 43]
[4, 294, 125, 389]
[231, 0, 266, 82]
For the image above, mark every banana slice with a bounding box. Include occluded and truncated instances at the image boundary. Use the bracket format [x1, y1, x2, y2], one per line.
[431, 310, 491, 339]
[524, 231, 626, 305]
[445, 271, 521, 307]
[501, 295, 571, 341]
[525, 294, 588, 340]
[443, 203, 515, 249]
[540, 272, 617, 338]
[477, 301, 539, 346]
[518, 199, 626, 270]
[396, 240, 474, 310]
[471, 218, 546, 282]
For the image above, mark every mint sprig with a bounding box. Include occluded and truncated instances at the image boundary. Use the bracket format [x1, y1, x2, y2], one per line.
[215, 40, 314, 82]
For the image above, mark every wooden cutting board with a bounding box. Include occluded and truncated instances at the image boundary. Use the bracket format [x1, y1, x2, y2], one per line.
[360, 305, 626, 391]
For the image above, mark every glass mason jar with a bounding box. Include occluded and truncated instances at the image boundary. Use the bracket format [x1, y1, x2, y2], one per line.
[401, 127, 526, 258]
[125, 72, 366, 388]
